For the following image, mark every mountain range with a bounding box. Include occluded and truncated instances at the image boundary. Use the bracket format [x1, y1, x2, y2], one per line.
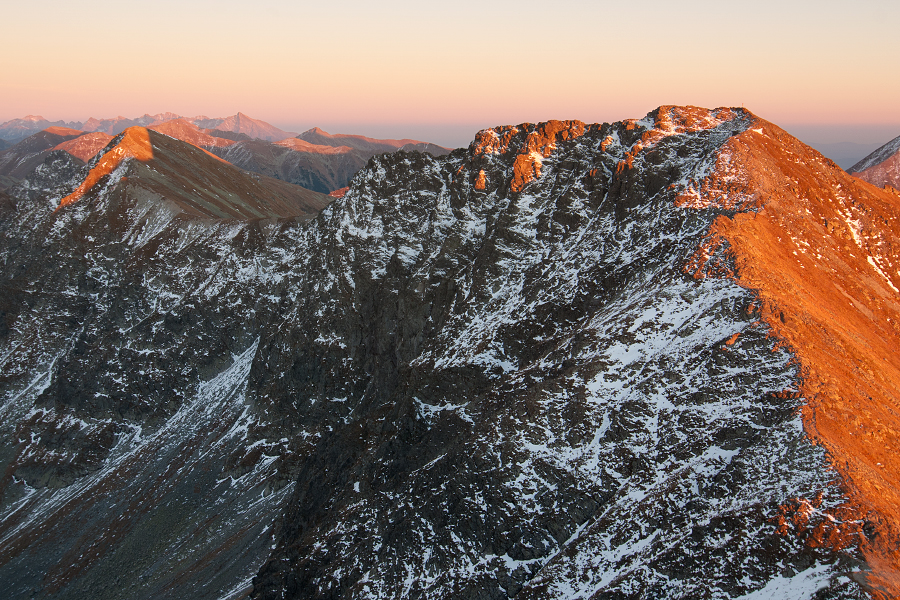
[0, 112, 295, 144]
[0, 106, 899, 600]
[0, 114, 452, 195]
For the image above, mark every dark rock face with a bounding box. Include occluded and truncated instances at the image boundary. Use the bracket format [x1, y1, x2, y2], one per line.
[0, 108, 869, 600]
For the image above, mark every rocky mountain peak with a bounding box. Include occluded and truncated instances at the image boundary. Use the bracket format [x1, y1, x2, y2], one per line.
[59, 126, 153, 208]
[209, 113, 295, 142]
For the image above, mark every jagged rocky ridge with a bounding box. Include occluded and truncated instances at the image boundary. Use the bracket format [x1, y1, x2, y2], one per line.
[0, 106, 891, 599]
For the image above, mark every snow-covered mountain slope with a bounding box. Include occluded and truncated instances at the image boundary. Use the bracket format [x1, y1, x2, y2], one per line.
[1, 106, 897, 600]
[247, 108, 878, 600]
[849, 133, 900, 190]
[0, 133, 333, 600]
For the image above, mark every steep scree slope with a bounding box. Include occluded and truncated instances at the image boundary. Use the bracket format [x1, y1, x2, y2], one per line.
[0, 106, 895, 600]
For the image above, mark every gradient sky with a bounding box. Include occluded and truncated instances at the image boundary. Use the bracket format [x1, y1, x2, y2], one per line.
[1, 0, 898, 148]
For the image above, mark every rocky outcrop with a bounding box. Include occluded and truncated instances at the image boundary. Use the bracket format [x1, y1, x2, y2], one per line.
[471, 119, 585, 192]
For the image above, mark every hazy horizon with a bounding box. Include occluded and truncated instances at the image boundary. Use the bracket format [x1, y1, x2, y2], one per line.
[3, 0, 897, 153]
[1, 109, 896, 169]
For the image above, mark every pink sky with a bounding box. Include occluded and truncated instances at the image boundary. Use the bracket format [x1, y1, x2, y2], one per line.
[1, 0, 898, 148]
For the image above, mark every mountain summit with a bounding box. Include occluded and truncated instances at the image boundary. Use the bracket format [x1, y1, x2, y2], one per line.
[0, 106, 897, 600]
[192, 112, 296, 142]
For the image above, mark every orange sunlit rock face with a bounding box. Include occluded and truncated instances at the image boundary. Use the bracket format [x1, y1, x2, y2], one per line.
[328, 187, 349, 198]
[59, 127, 153, 208]
[510, 120, 585, 193]
[474, 169, 486, 190]
[472, 121, 585, 193]
[616, 143, 642, 175]
[687, 115, 900, 598]
[473, 126, 520, 156]
[53, 132, 115, 162]
[654, 105, 737, 139]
